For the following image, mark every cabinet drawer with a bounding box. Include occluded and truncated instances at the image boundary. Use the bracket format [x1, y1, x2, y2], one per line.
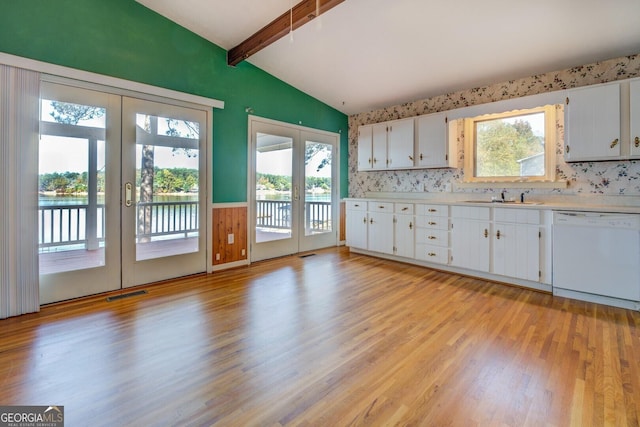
[415, 244, 449, 264]
[346, 200, 367, 211]
[415, 216, 449, 230]
[451, 205, 490, 220]
[493, 208, 540, 224]
[416, 228, 448, 246]
[368, 201, 394, 212]
[395, 203, 414, 214]
[416, 204, 448, 217]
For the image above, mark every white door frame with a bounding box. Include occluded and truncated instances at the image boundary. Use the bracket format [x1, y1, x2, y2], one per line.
[247, 115, 340, 262]
[38, 77, 214, 303]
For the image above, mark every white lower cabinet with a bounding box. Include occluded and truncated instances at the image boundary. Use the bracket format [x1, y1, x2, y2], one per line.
[492, 208, 541, 281]
[394, 203, 415, 258]
[346, 199, 549, 290]
[450, 206, 491, 272]
[367, 202, 394, 254]
[346, 200, 368, 249]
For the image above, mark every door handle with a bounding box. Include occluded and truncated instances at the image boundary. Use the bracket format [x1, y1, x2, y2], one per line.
[293, 185, 300, 201]
[125, 182, 133, 207]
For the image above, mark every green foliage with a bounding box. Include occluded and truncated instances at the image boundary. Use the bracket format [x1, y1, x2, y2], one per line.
[39, 171, 105, 194]
[255, 173, 330, 192]
[256, 173, 292, 191]
[40, 168, 198, 195]
[475, 117, 543, 177]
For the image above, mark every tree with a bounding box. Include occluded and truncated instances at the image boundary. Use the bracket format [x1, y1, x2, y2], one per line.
[50, 101, 104, 125]
[305, 142, 331, 171]
[475, 118, 543, 177]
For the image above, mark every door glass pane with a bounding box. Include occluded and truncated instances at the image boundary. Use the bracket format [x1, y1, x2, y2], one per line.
[39, 99, 106, 274]
[304, 140, 333, 236]
[255, 132, 292, 243]
[134, 114, 200, 261]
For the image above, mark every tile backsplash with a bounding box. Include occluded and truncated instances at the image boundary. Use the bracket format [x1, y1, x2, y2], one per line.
[348, 54, 640, 198]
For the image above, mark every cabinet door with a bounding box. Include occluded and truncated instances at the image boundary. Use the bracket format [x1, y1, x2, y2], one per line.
[492, 223, 539, 281]
[394, 214, 414, 258]
[346, 209, 368, 249]
[357, 125, 373, 170]
[368, 211, 394, 254]
[565, 83, 620, 161]
[372, 123, 388, 169]
[387, 118, 415, 168]
[631, 80, 640, 157]
[417, 112, 448, 167]
[450, 219, 490, 272]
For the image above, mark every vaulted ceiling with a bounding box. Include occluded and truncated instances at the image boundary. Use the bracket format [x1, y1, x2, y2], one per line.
[136, 0, 640, 115]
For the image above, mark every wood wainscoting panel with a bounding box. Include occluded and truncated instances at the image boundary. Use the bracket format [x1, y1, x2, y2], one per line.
[212, 206, 247, 265]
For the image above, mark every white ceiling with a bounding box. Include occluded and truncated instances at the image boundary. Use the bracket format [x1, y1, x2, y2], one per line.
[136, 0, 640, 115]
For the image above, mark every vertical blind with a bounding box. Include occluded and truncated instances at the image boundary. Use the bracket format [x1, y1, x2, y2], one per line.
[0, 65, 40, 318]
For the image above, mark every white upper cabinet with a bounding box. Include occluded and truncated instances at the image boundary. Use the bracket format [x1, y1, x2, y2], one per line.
[386, 118, 415, 169]
[356, 114, 453, 171]
[630, 80, 640, 157]
[416, 112, 456, 168]
[357, 125, 373, 170]
[565, 83, 620, 161]
[372, 123, 388, 169]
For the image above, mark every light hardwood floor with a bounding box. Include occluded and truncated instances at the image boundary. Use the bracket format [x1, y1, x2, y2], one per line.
[1, 247, 639, 426]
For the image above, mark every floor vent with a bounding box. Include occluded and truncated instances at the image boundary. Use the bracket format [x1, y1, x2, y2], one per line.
[299, 253, 316, 258]
[106, 290, 148, 302]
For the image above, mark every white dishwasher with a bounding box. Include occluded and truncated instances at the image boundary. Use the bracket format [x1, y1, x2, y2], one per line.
[552, 211, 640, 303]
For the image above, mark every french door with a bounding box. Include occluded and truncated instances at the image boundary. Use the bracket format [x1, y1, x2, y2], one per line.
[249, 117, 339, 262]
[39, 82, 208, 304]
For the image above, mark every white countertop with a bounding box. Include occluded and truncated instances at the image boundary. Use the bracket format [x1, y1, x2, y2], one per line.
[344, 192, 640, 214]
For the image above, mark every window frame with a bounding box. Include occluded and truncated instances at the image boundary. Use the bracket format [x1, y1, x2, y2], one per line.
[463, 104, 557, 183]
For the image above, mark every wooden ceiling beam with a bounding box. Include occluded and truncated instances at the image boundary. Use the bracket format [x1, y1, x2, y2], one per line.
[227, 0, 345, 67]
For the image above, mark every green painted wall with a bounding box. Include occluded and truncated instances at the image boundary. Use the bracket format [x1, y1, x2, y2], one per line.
[0, 0, 348, 202]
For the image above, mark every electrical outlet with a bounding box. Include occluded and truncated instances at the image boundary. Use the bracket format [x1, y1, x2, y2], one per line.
[228, 233, 234, 244]
[215, 253, 220, 261]
[241, 249, 246, 256]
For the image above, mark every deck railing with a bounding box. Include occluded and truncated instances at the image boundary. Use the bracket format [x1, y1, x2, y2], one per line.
[256, 200, 331, 232]
[136, 201, 199, 239]
[38, 204, 105, 250]
[39, 199, 328, 251]
[38, 200, 199, 251]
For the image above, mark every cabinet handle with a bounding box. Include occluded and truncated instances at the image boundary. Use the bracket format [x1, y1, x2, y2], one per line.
[370, 218, 374, 224]
[428, 208, 437, 213]
[428, 252, 437, 257]
[373, 157, 377, 164]
[496, 230, 501, 240]
[566, 145, 570, 154]
[354, 204, 360, 207]
[428, 235, 437, 240]
[635, 136, 640, 148]
[363, 217, 367, 223]
[428, 221, 437, 226]
[484, 229, 488, 238]
[610, 138, 619, 149]
[409, 222, 413, 230]
[379, 205, 385, 209]
[409, 155, 414, 161]
[402, 207, 409, 211]
[420, 153, 424, 161]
